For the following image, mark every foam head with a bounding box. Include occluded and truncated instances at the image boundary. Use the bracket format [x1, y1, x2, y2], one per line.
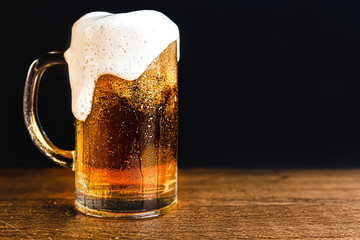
[64, 10, 179, 121]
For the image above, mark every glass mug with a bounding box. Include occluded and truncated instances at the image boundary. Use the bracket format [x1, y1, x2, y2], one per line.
[23, 12, 178, 219]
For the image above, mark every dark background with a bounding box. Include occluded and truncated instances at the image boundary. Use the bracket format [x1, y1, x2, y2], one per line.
[3, 0, 360, 168]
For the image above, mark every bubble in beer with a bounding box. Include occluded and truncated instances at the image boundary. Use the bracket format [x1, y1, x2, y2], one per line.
[64, 10, 180, 121]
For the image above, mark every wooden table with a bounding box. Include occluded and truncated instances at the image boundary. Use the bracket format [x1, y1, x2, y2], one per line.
[1, 168, 360, 239]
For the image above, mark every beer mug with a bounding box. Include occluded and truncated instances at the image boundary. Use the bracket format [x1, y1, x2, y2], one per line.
[23, 11, 179, 219]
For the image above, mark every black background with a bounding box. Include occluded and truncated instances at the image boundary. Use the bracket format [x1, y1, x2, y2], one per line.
[3, 0, 360, 168]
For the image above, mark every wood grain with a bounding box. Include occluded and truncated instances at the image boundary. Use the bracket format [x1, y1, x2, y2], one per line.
[0, 168, 360, 239]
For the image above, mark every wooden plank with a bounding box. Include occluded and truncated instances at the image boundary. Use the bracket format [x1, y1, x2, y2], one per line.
[0, 168, 360, 239]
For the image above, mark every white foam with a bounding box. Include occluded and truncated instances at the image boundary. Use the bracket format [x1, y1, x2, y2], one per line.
[64, 10, 179, 121]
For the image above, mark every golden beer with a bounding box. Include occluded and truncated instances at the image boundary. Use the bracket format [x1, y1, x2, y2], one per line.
[24, 10, 179, 218]
[74, 42, 178, 217]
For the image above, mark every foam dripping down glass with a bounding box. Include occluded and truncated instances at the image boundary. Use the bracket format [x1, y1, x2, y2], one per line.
[23, 10, 179, 219]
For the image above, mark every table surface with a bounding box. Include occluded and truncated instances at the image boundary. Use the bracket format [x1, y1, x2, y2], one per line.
[1, 168, 360, 239]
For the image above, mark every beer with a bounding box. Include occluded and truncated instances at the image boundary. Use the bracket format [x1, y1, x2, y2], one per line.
[24, 10, 180, 218]
[74, 41, 178, 216]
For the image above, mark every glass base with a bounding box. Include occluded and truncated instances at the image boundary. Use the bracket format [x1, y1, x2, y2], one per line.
[75, 197, 178, 219]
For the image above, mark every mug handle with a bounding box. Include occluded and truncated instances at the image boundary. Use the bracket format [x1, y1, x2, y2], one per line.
[23, 51, 74, 170]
